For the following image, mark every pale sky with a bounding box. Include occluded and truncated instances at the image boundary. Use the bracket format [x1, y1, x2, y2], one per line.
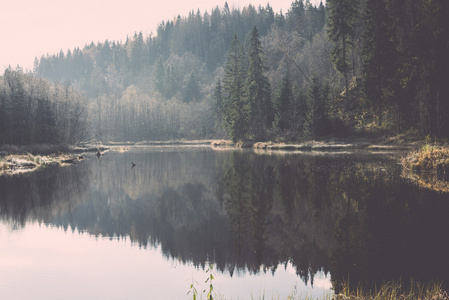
[0, 0, 323, 73]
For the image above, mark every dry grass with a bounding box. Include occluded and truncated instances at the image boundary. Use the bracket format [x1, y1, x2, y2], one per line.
[211, 140, 235, 147]
[401, 144, 449, 192]
[0, 152, 83, 176]
[334, 281, 448, 300]
[402, 144, 449, 177]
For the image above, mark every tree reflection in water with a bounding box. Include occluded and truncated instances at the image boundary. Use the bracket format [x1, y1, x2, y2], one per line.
[0, 148, 448, 292]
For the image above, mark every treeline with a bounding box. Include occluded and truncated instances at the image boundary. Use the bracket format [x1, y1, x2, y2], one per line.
[215, 27, 337, 142]
[31, 0, 449, 143]
[33, 1, 327, 142]
[326, 0, 449, 138]
[35, 2, 325, 96]
[0, 69, 88, 146]
[217, 0, 449, 142]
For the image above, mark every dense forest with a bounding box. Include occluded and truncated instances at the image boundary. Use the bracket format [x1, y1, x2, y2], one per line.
[1, 0, 448, 145]
[0, 69, 88, 145]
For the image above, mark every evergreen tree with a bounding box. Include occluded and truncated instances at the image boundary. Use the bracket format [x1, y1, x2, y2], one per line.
[153, 58, 165, 96]
[327, 0, 359, 107]
[287, 0, 306, 34]
[318, 1, 326, 29]
[363, 0, 397, 127]
[304, 76, 326, 137]
[245, 26, 272, 141]
[292, 89, 307, 135]
[213, 79, 224, 131]
[183, 72, 200, 103]
[275, 75, 294, 132]
[222, 34, 248, 142]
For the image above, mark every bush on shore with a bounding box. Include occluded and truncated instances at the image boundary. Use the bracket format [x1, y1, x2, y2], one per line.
[401, 144, 449, 178]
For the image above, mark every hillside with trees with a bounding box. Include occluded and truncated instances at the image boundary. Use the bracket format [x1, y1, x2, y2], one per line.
[2, 0, 447, 146]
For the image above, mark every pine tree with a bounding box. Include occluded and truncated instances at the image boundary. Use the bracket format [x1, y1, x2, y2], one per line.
[275, 75, 294, 132]
[363, 0, 397, 127]
[245, 26, 272, 141]
[153, 58, 165, 96]
[213, 79, 224, 131]
[223, 34, 248, 142]
[327, 0, 359, 107]
[304, 76, 326, 137]
[287, 0, 305, 34]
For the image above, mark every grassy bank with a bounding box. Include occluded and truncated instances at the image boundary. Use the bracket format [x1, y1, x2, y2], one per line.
[401, 144, 449, 176]
[104, 140, 213, 146]
[0, 152, 84, 176]
[333, 281, 448, 300]
[401, 144, 449, 193]
[0, 143, 112, 176]
[188, 279, 447, 300]
[211, 138, 420, 152]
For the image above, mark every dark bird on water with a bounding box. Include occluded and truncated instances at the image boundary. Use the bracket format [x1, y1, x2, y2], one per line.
[132, 162, 136, 169]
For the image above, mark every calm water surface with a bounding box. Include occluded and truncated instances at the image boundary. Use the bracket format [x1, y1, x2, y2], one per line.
[1, 147, 448, 299]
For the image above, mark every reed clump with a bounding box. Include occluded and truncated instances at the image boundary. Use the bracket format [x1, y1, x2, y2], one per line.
[401, 144, 449, 192]
[402, 144, 449, 176]
[334, 280, 448, 300]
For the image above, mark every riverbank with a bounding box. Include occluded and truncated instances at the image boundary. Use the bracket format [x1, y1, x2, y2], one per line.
[401, 144, 449, 175]
[211, 135, 423, 152]
[401, 144, 449, 193]
[0, 134, 434, 176]
[332, 280, 448, 300]
[0, 153, 83, 176]
[0, 144, 113, 176]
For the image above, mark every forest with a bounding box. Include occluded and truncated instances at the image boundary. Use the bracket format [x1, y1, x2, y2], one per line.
[1, 0, 448, 145]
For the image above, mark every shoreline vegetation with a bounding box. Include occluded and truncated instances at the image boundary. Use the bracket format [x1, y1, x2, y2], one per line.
[211, 139, 419, 151]
[2, 136, 448, 181]
[331, 281, 448, 300]
[401, 144, 449, 193]
[211, 131, 426, 151]
[0, 144, 111, 176]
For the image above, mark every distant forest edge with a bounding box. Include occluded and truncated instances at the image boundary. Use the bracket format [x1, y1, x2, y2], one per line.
[1, 0, 448, 146]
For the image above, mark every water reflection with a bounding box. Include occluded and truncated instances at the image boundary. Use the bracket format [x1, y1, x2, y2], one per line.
[0, 147, 448, 293]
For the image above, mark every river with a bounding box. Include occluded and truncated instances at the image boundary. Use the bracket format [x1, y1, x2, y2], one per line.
[1, 146, 448, 299]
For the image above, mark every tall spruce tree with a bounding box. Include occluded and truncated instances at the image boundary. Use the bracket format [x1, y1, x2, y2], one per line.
[363, 0, 397, 127]
[304, 76, 326, 137]
[213, 79, 224, 131]
[223, 34, 248, 142]
[327, 0, 359, 107]
[275, 75, 294, 132]
[246, 26, 272, 141]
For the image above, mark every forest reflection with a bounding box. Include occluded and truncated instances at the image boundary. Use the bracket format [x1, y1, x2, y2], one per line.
[0, 148, 448, 292]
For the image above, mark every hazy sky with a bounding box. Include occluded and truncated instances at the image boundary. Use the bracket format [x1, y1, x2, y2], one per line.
[0, 0, 323, 73]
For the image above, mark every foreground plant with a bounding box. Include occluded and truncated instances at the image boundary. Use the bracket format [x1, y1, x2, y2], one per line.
[188, 261, 215, 300]
[204, 261, 215, 300]
[333, 280, 448, 300]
